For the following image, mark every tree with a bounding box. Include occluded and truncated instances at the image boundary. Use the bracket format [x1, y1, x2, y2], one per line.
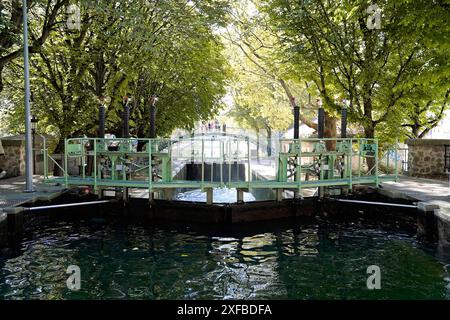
[263, 0, 450, 146]
[0, 0, 70, 92]
[1, 0, 231, 153]
[224, 0, 319, 140]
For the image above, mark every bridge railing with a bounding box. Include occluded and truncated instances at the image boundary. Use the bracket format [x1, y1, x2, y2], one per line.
[41, 136, 397, 191]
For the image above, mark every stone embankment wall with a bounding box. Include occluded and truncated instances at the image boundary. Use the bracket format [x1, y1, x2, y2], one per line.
[0, 139, 26, 177]
[406, 139, 449, 177]
[0, 137, 46, 178]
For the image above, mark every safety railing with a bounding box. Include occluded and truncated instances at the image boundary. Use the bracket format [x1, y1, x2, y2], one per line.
[41, 136, 397, 191]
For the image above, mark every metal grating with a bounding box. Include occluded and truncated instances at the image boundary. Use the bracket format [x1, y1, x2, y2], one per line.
[0, 199, 25, 209]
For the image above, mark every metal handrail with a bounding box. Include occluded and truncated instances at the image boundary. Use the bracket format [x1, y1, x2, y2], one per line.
[42, 136, 396, 191]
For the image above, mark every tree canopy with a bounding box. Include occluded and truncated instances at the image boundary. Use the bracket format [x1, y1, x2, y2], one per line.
[0, 0, 449, 149]
[261, 0, 450, 144]
[1, 0, 231, 150]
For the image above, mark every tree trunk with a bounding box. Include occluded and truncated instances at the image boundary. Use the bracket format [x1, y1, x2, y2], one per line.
[266, 127, 272, 157]
[363, 95, 376, 170]
[324, 112, 337, 150]
[363, 125, 376, 171]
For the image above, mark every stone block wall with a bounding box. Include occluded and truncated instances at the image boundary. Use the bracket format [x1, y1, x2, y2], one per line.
[406, 139, 449, 177]
[0, 137, 47, 178]
[0, 139, 25, 177]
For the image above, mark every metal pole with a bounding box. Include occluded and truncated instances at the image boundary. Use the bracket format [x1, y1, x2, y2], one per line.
[32, 128, 36, 173]
[341, 107, 347, 138]
[332, 198, 417, 209]
[25, 200, 113, 211]
[122, 97, 130, 139]
[23, 0, 34, 192]
[318, 107, 325, 139]
[293, 105, 300, 139]
[98, 105, 106, 138]
[149, 95, 157, 138]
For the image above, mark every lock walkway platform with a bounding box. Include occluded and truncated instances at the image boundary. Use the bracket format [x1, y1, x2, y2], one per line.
[40, 135, 399, 203]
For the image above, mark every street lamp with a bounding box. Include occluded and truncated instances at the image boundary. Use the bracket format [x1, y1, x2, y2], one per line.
[31, 115, 38, 174]
[22, 0, 33, 192]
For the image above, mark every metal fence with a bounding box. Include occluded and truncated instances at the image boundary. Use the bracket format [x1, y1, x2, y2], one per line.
[41, 136, 398, 192]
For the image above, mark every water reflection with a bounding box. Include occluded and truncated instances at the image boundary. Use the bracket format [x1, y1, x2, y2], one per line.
[0, 218, 449, 300]
[175, 188, 255, 203]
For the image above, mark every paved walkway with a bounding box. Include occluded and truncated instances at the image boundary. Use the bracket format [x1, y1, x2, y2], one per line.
[0, 176, 65, 209]
[381, 176, 450, 213]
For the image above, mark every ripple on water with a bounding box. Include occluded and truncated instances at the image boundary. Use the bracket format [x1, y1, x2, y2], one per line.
[0, 218, 449, 300]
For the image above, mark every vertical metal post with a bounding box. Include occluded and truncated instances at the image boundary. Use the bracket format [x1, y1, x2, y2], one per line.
[32, 128, 36, 173]
[23, 0, 33, 192]
[201, 139, 205, 189]
[149, 95, 157, 138]
[293, 105, 300, 139]
[43, 137, 48, 180]
[148, 139, 153, 198]
[220, 140, 223, 187]
[236, 140, 240, 181]
[94, 139, 97, 192]
[122, 98, 130, 139]
[210, 139, 213, 183]
[228, 140, 232, 188]
[346, 139, 353, 192]
[358, 139, 361, 181]
[64, 139, 68, 188]
[247, 137, 251, 188]
[395, 140, 399, 181]
[319, 155, 324, 198]
[82, 138, 86, 179]
[375, 139, 379, 187]
[297, 138, 302, 196]
[98, 105, 106, 138]
[341, 107, 347, 138]
[318, 108, 325, 139]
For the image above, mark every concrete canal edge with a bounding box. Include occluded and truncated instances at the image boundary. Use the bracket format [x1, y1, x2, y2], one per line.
[0, 209, 8, 248]
[143, 198, 316, 223]
[434, 208, 450, 247]
[3, 206, 25, 245]
[378, 187, 450, 247]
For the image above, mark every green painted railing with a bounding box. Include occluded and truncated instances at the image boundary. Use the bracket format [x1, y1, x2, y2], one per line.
[41, 136, 398, 193]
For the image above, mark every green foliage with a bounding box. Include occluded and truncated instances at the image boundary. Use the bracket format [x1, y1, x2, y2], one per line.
[224, 0, 313, 134]
[0, 0, 231, 150]
[263, 0, 450, 142]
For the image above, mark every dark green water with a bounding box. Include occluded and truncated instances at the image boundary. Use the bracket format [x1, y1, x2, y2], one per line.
[1, 216, 449, 300]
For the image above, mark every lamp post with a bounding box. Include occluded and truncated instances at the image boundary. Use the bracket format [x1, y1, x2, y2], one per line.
[23, 0, 34, 192]
[31, 115, 38, 174]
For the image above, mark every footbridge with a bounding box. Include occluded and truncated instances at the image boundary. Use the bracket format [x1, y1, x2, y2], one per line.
[42, 135, 399, 203]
